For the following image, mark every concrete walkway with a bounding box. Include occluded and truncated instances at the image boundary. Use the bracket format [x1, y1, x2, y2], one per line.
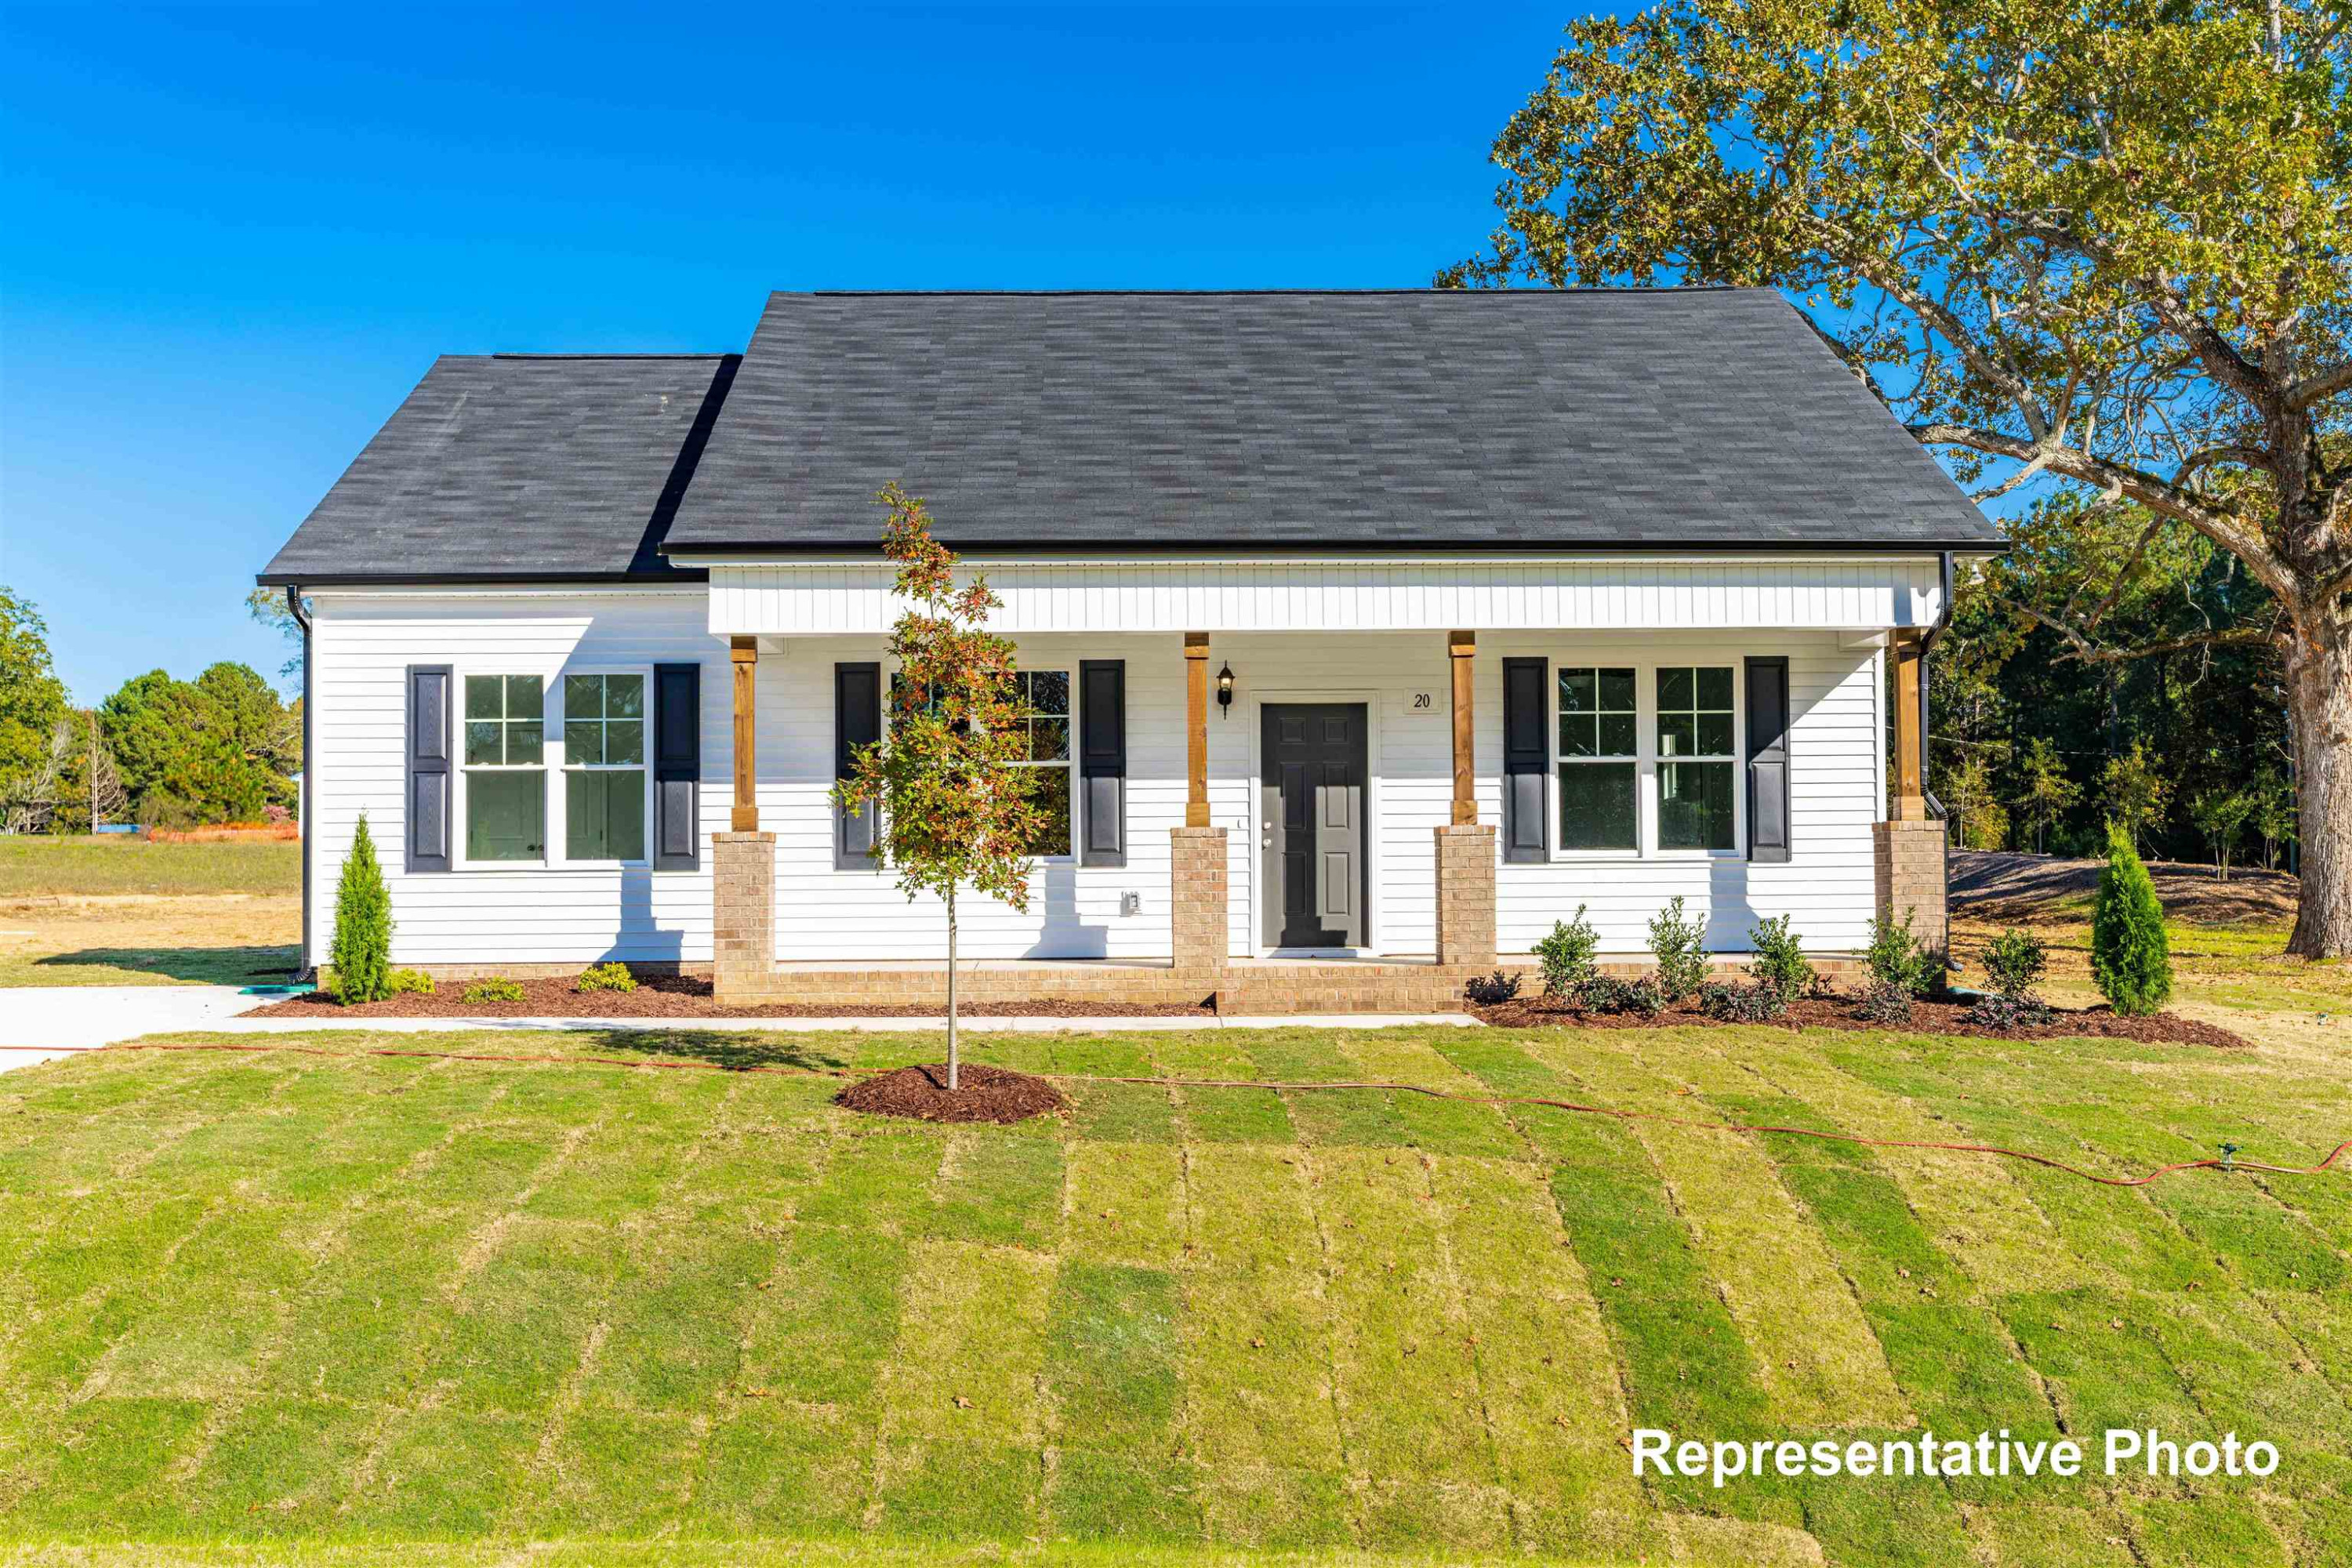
[0, 989, 1480, 1073]
[210, 1012, 1483, 1035]
[0, 985, 267, 1071]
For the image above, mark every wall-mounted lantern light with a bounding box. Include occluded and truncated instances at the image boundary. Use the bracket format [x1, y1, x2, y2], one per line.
[1216, 662, 1235, 715]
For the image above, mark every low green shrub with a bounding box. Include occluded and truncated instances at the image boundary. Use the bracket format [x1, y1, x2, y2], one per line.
[1745, 913, 1814, 1006]
[576, 961, 638, 993]
[1588, 974, 1667, 1018]
[462, 976, 528, 1005]
[1532, 906, 1601, 1000]
[2090, 824, 2172, 1015]
[386, 967, 435, 996]
[1863, 910, 1929, 998]
[1979, 928, 2048, 1000]
[1700, 980, 1782, 1023]
[1464, 970, 1522, 1006]
[1646, 896, 1709, 1001]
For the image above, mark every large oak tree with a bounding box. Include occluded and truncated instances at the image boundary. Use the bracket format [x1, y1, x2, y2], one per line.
[1444, 0, 2352, 956]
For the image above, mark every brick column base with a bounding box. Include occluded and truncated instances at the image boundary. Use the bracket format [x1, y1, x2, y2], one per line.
[1433, 823, 1497, 968]
[713, 832, 777, 1001]
[1874, 819, 1949, 958]
[1171, 826, 1229, 976]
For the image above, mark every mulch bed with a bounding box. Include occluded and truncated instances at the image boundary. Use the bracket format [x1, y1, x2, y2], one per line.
[837, 1062, 1066, 1124]
[1470, 991, 2249, 1048]
[246, 973, 1212, 1019]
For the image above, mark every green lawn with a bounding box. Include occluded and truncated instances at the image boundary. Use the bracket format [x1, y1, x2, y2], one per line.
[2, 1020, 2348, 1566]
[0, 837, 301, 898]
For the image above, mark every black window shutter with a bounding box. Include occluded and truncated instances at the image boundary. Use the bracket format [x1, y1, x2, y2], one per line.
[1078, 659, 1126, 867]
[406, 664, 452, 873]
[1501, 657, 1548, 863]
[1746, 656, 1792, 863]
[835, 662, 882, 866]
[652, 662, 700, 870]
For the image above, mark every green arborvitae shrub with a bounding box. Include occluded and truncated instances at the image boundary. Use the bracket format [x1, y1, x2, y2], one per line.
[329, 814, 393, 1005]
[1746, 913, 1815, 1006]
[576, 961, 638, 993]
[2090, 823, 2172, 1015]
[386, 967, 435, 996]
[463, 976, 528, 1004]
[1532, 906, 1601, 999]
[1646, 895, 1709, 1001]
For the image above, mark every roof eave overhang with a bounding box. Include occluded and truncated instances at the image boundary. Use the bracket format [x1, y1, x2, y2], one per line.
[255, 568, 710, 590]
[661, 538, 2008, 564]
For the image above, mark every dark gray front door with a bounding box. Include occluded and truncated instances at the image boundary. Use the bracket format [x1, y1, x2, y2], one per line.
[1260, 704, 1367, 948]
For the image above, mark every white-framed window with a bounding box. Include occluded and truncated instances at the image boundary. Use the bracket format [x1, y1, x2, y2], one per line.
[1011, 669, 1073, 858]
[561, 671, 649, 864]
[461, 673, 546, 863]
[1547, 659, 1742, 858]
[1557, 666, 1639, 851]
[1657, 665, 1738, 851]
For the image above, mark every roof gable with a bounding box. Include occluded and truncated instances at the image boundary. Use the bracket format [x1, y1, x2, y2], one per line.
[662, 289, 1998, 555]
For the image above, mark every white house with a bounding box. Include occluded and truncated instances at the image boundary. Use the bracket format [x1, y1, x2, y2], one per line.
[260, 289, 2001, 1010]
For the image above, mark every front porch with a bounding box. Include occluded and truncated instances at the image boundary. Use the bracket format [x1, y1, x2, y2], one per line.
[700, 556, 1951, 1010]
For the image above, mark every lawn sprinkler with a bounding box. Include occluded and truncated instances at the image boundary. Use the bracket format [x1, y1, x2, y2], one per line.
[2220, 1142, 2240, 1171]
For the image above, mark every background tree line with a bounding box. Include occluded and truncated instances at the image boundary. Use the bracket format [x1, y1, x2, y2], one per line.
[1927, 494, 2299, 878]
[1, 586, 302, 833]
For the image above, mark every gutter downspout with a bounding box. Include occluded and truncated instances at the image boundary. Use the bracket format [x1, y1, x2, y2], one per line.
[287, 585, 314, 981]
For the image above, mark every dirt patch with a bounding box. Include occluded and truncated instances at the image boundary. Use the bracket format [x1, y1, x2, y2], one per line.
[1952, 849, 2297, 927]
[247, 972, 1214, 1019]
[1469, 991, 2249, 1049]
[837, 1062, 1066, 1123]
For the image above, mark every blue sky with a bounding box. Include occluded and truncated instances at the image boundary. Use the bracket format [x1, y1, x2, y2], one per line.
[1, 2, 1602, 704]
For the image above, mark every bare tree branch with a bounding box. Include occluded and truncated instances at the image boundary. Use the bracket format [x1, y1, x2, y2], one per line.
[2285, 361, 2352, 408]
[1997, 597, 2285, 662]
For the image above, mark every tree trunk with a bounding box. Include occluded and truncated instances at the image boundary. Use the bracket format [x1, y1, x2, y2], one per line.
[946, 886, 960, 1092]
[2285, 614, 2351, 959]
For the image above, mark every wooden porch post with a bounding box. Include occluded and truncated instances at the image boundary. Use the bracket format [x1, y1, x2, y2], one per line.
[1891, 633, 1927, 821]
[1449, 630, 1476, 825]
[730, 636, 759, 831]
[1184, 632, 1210, 829]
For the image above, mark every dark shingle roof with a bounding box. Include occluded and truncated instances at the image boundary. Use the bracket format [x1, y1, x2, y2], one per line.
[257, 353, 739, 585]
[662, 289, 1999, 555]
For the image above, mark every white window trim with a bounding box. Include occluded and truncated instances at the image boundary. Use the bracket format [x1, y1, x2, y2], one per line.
[1011, 668, 1076, 862]
[1652, 662, 1743, 858]
[554, 666, 655, 870]
[453, 670, 550, 871]
[1546, 657, 1745, 863]
[881, 663, 1077, 862]
[1552, 664, 1642, 860]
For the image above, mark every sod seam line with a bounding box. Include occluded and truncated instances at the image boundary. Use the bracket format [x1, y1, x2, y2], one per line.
[77, 1039, 2352, 1188]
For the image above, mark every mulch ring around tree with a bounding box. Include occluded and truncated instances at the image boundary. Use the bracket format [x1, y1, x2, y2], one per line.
[247, 974, 1211, 1019]
[1468, 992, 2250, 1049]
[837, 1062, 1067, 1124]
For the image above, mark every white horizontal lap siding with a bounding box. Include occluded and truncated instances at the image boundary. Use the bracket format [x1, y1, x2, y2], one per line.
[307, 592, 721, 966]
[1489, 631, 1883, 956]
[710, 557, 1944, 636]
[764, 633, 1184, 961]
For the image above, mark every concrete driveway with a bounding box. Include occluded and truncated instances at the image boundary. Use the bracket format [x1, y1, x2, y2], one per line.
[0, 985, 265, 1073]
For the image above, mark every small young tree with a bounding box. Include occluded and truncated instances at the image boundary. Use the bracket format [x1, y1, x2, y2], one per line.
[2100, 742, 2172, 858]
[329, 813, 393, 1005]
[833, 484, 1045, 1091]
[2252, 771, 2297, 873]
[2013, 738, 2080, 856]
[2188, 789, 2256, 883]
[2091, 823, 2172, 1016]
[1943, 753, 2009, 851]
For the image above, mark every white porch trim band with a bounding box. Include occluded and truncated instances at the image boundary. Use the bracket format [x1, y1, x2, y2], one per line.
[704, 554, 1949, 637]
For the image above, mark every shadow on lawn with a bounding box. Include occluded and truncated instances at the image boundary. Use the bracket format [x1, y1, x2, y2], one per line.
[26, 944, 300, 985]
[559, 1027, 858, 1076]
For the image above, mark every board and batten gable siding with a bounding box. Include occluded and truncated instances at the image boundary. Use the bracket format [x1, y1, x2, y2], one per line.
[306, 592, 726, 966]
[708, 557, 1946, 637]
